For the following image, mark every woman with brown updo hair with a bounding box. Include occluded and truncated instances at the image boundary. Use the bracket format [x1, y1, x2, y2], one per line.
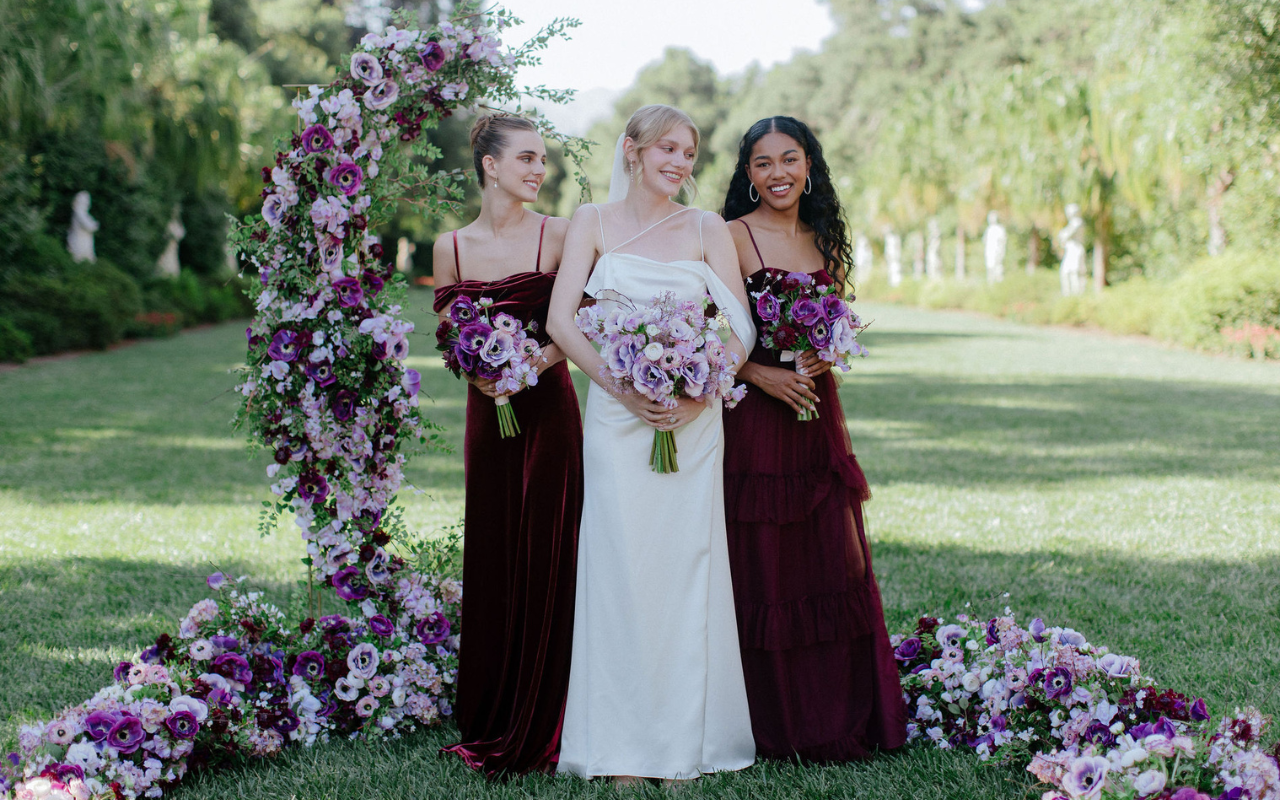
[432, 113, 582, 776]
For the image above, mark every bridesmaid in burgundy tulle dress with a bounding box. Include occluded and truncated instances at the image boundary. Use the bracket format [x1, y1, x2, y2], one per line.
[719, 116, 906, 762]
[431, 114, 581, 775]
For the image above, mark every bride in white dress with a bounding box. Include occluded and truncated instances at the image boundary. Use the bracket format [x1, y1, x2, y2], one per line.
[546, 104, 757, 780]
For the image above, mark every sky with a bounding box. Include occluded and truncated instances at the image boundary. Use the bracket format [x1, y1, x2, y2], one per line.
[499, 0, 837, 132]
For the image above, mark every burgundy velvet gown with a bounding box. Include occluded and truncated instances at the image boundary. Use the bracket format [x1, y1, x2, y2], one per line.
[722, 224, 907, 762]
[432, 221, 582, 775]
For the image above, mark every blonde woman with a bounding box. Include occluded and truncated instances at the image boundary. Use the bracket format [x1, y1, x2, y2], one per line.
[546, 105, 757, 781]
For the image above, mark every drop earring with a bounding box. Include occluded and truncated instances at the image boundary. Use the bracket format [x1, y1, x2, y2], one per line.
[749, 183, 760, 203]
[628, 160, 636, 182]
[804, 175, 813, 195]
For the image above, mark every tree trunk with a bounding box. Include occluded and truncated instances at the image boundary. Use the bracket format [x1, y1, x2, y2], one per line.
[1026, 226, 1039, 275]
[1093, 201, 1111, 291]
[955, 227, 966, 280]
[1206, 168, 1235, 256]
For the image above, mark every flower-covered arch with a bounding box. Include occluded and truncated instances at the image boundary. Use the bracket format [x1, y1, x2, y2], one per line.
[3, 6, 584, 798]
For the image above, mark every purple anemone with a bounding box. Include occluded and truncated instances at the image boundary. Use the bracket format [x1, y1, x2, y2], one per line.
[449, 296, 479, 324]
[106, 716, 145, 754]
[419, 41, 446, 72]
[1043, 667, 1073, 700]
[893, 637, 923, 663]
[364, 79, 400, 110]
[84, 710, 120, 742]
[416, 611, 451, 645]
[326, 161, 364, 196]
[820, 293, 849, 322]
[333, 277, 364, 308]
[332, 566, 368, 601]
[165, 711, 199, 740]
[305, 360, 337, 388]
[789, 297, 823, 327]
[755, 293, 781, 322]
[292, 651, 325, 680]
[301, 124, 334, 154]
[368, 614, 395, 637]
[268, 329, 302, 362]
[212, 652, 252, 685]
[332, 389, 358, 422]
[297, 470, 330, 503]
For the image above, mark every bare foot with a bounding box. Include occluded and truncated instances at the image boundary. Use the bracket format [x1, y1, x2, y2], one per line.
[611, 775, 646, 787]
[662, 777, 694, 791]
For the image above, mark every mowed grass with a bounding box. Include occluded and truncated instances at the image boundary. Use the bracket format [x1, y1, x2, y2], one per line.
[1, 291, 1278, 799]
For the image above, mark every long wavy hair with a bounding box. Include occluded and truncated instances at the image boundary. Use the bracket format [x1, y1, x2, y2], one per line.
[721, 116, 852, 288]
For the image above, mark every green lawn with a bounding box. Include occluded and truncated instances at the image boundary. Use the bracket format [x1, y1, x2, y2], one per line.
[2, 292, 1278, 799]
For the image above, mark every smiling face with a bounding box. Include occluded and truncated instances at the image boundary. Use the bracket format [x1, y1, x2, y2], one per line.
[484, 130, 547, 203]
[629, 124, 697, 199]
[747, 131, 811, 211]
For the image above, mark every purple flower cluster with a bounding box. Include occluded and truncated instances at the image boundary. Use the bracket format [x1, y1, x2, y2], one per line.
[751, 271, 867, 367]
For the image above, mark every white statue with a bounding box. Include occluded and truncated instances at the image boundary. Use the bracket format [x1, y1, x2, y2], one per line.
[925, 218, 942, 281]
[955, 227, 967, 280]
[1057, 203, 1086, 296]
[983, 211, 1008, 283]
[157, 205, 185, 277]
[395, 236, 417, 273]
[909, 231, 924, 278]
[67, 191, 100, 263]
[884, 228, 902, 288]
[854, 234, 873, 285]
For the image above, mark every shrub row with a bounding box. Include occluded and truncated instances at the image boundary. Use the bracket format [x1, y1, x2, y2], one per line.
[0, 253, 254, 363]
[857, 250, 1280, 360]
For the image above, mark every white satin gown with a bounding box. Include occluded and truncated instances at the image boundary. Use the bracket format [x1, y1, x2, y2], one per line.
[557, 208, 758, 779]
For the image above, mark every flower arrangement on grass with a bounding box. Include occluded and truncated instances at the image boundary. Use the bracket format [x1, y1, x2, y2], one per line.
[893, 612, 1280, 799]
[1, 4, 584, 798]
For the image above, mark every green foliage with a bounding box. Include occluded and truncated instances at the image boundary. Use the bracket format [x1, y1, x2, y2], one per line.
[1159, 251, 1280, 358]
[0, 316, 33, 363]
[0, 260, 141, 354]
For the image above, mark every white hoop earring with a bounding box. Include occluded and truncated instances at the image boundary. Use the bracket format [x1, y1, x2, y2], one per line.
[748, 183, 760, 203]
[804, 175, 813, 195]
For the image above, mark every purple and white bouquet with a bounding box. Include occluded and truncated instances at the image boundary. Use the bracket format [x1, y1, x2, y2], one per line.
[435, 296, 545, 438]
[751, 271, 867, 420]
[575, 291, 746, 473]
[893, 612, 1280, 800]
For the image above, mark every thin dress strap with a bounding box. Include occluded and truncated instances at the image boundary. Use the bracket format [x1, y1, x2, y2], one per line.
[534, 215, 548, 273]
[606, 207, 693, 255]
[698, 211, 707, 262]
[738, 220, 766, 270]
[594, 205, 606, 253]
[452, 230, 461, 280]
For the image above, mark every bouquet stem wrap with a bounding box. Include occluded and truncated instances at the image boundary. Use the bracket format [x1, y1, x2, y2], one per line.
[650, 429, 679, 473]
[495, 395, 520, 438]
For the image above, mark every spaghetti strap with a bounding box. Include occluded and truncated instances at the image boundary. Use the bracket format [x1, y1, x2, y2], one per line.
[594, 205, 606, 253]
[738, 220, 766, 270]
[698, 211, 707, 262]
[452, 230, 462, 279]
[606, 207, 693, 255]
[535, 215, 549, 273]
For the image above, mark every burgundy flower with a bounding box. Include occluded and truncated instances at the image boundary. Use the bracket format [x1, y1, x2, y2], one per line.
[332, 389, 358, 421]
[292, 650, 325, 680]
[165, 711, 199, 740]
[298, 470, 330, 503]
[301, 124, 335, 154]
[986, 619, 1000, 646]
[773, 324, 800, 351]
[435, 319, 454, 348]
[416, 611, 451, 645]
[332, 277, 364, 308]
[362, 269, 385, 297]
[268, 329, 302, 362]
[419, 41, 445, 72]
[106, 716, 145, 754]
[325, 160, 364, 196]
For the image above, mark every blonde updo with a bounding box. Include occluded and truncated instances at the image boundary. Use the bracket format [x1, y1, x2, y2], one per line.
[469, 113, 539, 186]
[625, 104, 700, 200]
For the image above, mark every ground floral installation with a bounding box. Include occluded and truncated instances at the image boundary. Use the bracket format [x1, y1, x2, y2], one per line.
[893, 612, 1280, 799]
[0, 4, 583, 799]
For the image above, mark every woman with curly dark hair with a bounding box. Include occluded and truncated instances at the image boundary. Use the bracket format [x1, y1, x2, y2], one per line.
[720, 116, 906, 762]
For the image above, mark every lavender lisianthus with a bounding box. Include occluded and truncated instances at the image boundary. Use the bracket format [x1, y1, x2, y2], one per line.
[206, 572, 228, 590]
[787, 271, 814, 286]
[418, 41, 445, 72]
[292, 651, 325, 680]
[106, 716, 145, 754]
[332, 565, 368, 601]
[262, 194, 286, 228]
[789, 297, 823, 326]
[604, 338, 640, 374]
[364, 79, 400, 110]
[820, 293, 849, 322]
[165, 711, 199, 740]
[403, 368, 421, 398]
[1028, 617, 1047, 642]
[416, 611, 451, 645]
[755, 292, 781, 322]
[268, 329, 302, 362]
[368, 614, 395, 637]
[350, 52, 383, 84]
[326, 160, 364, 196]
[894, 637, 923, 663]
[301, 124, 335, 154]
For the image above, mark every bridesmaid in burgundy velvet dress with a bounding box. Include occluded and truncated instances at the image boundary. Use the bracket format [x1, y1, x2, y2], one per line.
[719, 116, 907, 762]
[431, 114, 581, 775]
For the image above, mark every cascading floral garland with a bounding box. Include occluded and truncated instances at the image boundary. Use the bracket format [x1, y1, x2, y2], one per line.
[1, 6, 583, 799]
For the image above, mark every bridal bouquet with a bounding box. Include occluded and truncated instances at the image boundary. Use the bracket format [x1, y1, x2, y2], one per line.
[436, 296, 544, 438]
[575, 291, 746, 473]
[751, 271, 868, 420]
